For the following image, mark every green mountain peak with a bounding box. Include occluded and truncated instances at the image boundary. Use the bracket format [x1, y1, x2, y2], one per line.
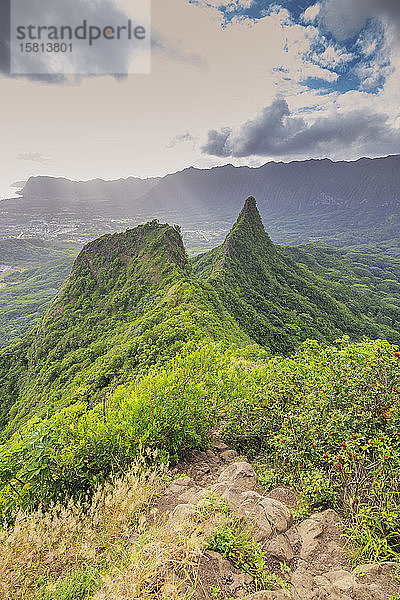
[210, 196, 275, 277]
[1, 198, 399, 438]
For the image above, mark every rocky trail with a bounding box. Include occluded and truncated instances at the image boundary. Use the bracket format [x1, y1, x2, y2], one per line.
[156, 441, 399, 600]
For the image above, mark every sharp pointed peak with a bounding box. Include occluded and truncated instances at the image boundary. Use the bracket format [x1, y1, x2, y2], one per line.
[231, 196, 266, 236]
[211, 196, 275, 277]
[238, 196, 259, 220]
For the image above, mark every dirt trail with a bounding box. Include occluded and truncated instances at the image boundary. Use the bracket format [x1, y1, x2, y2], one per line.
[157, 441, 399, 600]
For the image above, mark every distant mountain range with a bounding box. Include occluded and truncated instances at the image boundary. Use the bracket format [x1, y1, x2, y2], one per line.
[8, 154, 399, 248]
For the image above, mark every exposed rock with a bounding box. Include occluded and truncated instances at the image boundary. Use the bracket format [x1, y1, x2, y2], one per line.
[220, 449, 239, 462]
[157, 445, 399, 600]
[328, 569, 355, 591]
[298, 516, 324, 559]
[245, 592, 292, 600]
[165, 475, 195, 496]
[236, 495, 273, 541]
[218, 461, 258, 491]
[169, 503, 195, 522]
[210, 483, 244, 510]
[229, 572, 253, 593]
[266, 487, 298, 511]
[211, 441, 232, 454]
[351, 584, 388, 600]
[353, 561, 399, 581]
[260, 498, 293, 534]
[291, 568, 314, 598]
[263, 534, 295, 562]
[203, 550, 234, 577]
[285, 523, 301, 548]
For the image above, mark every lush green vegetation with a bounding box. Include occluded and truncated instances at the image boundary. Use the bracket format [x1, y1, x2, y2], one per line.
[283, 241, 400, 329]
[193, 198, 400, 354]
[1, 199, 400, 437]
[0, 222, 251, 438]
[0, 238, 78, 265]
[223, 337, 400, 563]
[0, 337, 398, 567]
[0, 258, 74, 348]
[0, 197, 399, 585]
[0, 343, 238, 517]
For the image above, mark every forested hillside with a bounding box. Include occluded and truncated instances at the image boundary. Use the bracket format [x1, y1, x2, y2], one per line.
[0, 198, 399, 440]
[0, 258, 74, 348]
[0, 199, 399, 600]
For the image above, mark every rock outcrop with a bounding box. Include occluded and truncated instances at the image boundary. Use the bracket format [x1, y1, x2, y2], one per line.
[158, 444, 399, 599]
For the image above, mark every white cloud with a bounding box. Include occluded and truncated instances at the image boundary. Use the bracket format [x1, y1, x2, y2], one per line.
[17, 152, 49, 163]
[193, 0, 253, 11]
[316, 45, 354, 69]
[319, 0, 400, 41]
[357, 29, 378, 57]
[0, 0, 399, 198]
[167, 132, 196, 148]
[302, 3, 321, 23]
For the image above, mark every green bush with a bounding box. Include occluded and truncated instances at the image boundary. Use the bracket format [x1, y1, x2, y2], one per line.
[206, 519, 291, 591]
[223, 337, 400, 562]
[0, 342, 244, 518]
[37, 568, 101, 600]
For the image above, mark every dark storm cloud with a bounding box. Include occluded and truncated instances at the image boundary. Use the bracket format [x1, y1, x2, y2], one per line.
[319, 0, 400, 41]
[1, 0, 147, 81]
[0, 0, 10, 75]
[202, 97, 400, 158]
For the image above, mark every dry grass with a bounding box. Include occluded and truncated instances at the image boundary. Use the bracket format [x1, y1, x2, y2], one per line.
[96, 497, 229, 600]
[0, 460, 169, 600]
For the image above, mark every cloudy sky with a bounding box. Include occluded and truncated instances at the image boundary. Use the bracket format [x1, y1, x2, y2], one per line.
[1, 0, 400, 198]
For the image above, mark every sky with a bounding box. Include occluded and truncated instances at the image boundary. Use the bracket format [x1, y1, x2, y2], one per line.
[0, 0, 400, 198]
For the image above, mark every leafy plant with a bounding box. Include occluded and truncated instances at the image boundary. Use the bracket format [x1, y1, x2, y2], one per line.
[207, 520, 273, 590]
[224, 337, 400, 562]
[37, 568, 101, 600]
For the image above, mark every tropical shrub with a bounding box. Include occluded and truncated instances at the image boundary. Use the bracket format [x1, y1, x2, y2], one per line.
[223, 337, 400, 562]
[0, 342, 244, 518]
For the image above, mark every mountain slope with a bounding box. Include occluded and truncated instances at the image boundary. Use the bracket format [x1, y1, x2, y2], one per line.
[1, 198, 400, 439]
[0, 258, 74, 349]
[4, 155, 400, 251]
[0, 221, 252, 438]
[193, 197, 400, 354]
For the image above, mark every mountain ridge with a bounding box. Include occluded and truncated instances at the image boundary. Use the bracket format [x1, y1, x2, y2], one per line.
[6, 154, 399, 250]
[1, 197, 399, 438]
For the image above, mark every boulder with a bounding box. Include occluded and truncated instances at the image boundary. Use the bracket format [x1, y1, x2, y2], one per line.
[220, 449, 239, 462]
[328, 569, 355, 592]
[218, 462, 258, 491]
[264, 534, 295, 562]
[229, 572, 253, 594]
[291, 568, 314, 599]
[260, 498, 293, 534]
[236, 497, 273, 541]
[203, 550, 234, 577]
[169, 503, 195, 522]
[297, 517, 324, 559]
